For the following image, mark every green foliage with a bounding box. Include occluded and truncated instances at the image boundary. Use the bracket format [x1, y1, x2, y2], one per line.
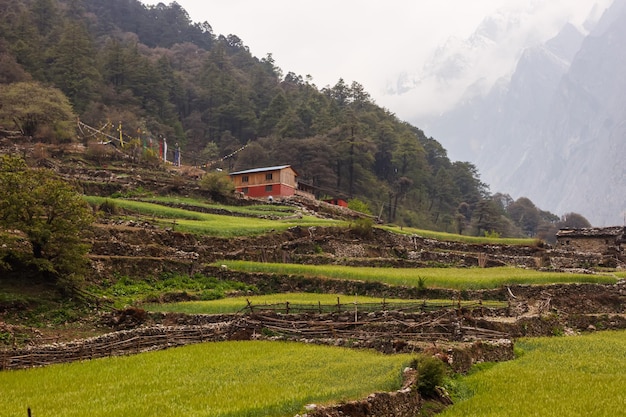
[0, 341, 413, 417]
[417, 276, 427, 291]
[0, 155, 93, 285]
[198, 170, 235, 199]
[483, 230, 500, 239]
[97, 199, 118, 215]
[0, 82, 75, 140]
[93, 273, 255, 308]
[412, 355, 448, 397]
[48, 21, 100, 112]
[347, 197, 372, 214]
[350, 217, 374, 238]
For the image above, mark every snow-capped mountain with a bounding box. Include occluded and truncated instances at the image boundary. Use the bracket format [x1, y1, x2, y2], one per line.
[410, 0, 626, 226]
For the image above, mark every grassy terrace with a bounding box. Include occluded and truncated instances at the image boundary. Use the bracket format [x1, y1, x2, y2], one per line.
[442, 330, 626, 417]
[87, 195, 543, 246]
[215, 261, 618, 290]
[379, 224, 538, 246]
[0, 341, 413, 417]
[142, 293, 507, 314]
[85, 196, 344, 236]
[138, 196, 300, 218]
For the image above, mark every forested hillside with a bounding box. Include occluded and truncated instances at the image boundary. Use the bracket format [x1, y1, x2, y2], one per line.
[0, 0, 586, 240]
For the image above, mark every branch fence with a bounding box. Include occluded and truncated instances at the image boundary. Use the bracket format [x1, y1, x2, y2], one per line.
[1, 300, 508, 372]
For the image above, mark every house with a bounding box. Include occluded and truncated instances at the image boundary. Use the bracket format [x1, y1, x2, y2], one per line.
[229, 165, 314, 199]
[556, 226, 625, 255]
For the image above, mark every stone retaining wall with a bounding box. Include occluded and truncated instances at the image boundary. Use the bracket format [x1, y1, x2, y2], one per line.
[297, 369, 423, 417]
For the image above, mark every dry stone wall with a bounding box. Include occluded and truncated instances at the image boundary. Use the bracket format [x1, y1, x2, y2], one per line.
[297, 369, 423, 417]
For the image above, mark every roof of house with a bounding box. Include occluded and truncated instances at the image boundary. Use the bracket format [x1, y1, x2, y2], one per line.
[229, 165, 295, 176]
[556, 226, 625, 238]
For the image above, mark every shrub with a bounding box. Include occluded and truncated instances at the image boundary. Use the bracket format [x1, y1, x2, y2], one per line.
[199, 170, 235, 200]
[417, 276, 427, 291]
[98, 199, 118, 215]
[483, 230, 500, 239]
[347, 198, 372, 214]
[412, 355, 448, 398]
[350, 218, 373, 238]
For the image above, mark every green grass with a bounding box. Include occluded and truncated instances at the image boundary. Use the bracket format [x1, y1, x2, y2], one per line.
[442, 330, 626, 417]
[0, 341, 413, 417]
[379, 224, 538, 246]
[215, 261, 618, 290]
[89, 273, 257, 308]
[142, 293, 506, 314]
[85, 196, 343, 236]
[140, 196, 299, 217]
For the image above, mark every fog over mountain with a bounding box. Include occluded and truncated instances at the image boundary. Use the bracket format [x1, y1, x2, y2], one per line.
[413, 0, 626, 226]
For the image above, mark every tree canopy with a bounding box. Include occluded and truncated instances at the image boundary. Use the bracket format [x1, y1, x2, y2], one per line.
[0, 82, 76, 140]
[0, 155, 93, 286]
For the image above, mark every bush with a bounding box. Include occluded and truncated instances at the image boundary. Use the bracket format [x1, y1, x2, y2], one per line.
[199, 170, 235, 200]
[98, 199, 118, 215]
[412, 355, 448, 397]
[350, 218, 373, 238]
[347, 198, 372, 214]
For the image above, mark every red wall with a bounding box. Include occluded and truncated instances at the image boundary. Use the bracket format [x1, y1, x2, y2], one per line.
[237, 183, 295, 198]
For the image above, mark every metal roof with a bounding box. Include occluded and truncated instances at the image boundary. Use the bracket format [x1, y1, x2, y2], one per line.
[229, 165, 294, 175]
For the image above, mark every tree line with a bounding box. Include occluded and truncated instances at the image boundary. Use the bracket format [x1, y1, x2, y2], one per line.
[0, 0, 590, 240]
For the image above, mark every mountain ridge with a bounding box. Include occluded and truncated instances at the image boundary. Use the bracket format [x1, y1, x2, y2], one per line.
[417, 0, 625, 226]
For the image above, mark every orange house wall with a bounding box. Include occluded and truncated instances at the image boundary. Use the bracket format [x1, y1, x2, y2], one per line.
[232, 167, 298, 198]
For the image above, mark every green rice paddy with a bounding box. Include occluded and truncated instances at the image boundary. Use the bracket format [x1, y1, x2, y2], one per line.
[85, 197, 343, 236]
[142, 292, 506, 314]
[0, 341, 412, 417]
[215, 261, 617, 290]
[441, 330, 626, 417]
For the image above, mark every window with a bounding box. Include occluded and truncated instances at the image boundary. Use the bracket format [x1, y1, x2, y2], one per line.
[242, 187, 248, 194]
[242, 175, 249, 183]
[265, 185, 273, 192]
[265, 173, 273, 180]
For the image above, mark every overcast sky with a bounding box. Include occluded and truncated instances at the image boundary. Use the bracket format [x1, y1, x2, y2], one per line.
[141, 1, 611, 122]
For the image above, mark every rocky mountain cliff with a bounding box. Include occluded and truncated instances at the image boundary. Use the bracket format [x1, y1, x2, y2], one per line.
[420, 0, 626, 226]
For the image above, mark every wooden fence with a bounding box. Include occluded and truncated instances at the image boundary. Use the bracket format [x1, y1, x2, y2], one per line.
[1, 306, 509, 372]
[1, 323, 234, 371]
[240, 298, 493, 315]
[246, 309, 508, 342]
